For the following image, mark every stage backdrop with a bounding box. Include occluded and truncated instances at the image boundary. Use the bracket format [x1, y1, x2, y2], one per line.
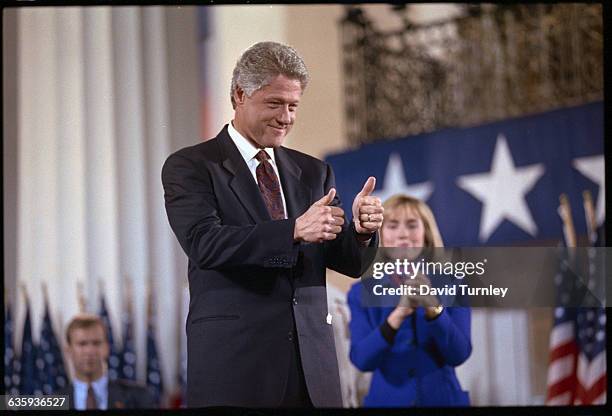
[5, 6, 200, 397]
[325, 102, 604, 405]
[326, 102, 604, 246]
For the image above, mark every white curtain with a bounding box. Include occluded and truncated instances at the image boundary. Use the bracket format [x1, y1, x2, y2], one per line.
[456, 309, 534, 405]
[11, 6, 200, 394]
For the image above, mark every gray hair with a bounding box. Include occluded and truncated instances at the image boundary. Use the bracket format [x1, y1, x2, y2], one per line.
[230, 41, 310, 108]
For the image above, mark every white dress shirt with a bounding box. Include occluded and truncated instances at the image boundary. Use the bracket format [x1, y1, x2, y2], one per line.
[73, 374, 108, 410]
[227, 121, 289, 218]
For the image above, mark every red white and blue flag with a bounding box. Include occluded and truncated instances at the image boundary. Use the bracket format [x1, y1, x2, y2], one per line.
[546, 303, 606, 405]
[545, 222, 606, 405]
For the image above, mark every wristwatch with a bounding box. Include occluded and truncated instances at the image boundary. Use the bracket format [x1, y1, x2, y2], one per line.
[427, 305, 444, 320]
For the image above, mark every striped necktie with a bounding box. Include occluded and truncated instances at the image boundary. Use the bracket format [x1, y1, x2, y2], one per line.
[86, 384, 97, 409]
[255, 150, 285, 220]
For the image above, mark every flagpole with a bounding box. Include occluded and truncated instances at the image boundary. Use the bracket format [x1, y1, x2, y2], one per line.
[147, 279, 153, 324]
[546, 194, 579, 405]
[98, 277, 105, 315]
[582, 190, 597, 245]
[42, 281, 49, 308]
[19, 282, 30, 332]
[125, 275, 133, 322]
[76, 281, 87, 313]
[19, 282, 29, 344]
[18, 282, 28, 347]
[42, 281, 50, 340]
[558, 194, 576, 248]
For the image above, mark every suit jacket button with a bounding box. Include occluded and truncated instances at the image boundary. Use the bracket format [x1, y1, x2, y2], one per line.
[292, 297, 298, 305]
[287, 331, 294, 341]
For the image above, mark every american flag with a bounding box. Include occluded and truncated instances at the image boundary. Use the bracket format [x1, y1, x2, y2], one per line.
[119, 303, 137, 381]
[574, 307, 606, 404]
[18, 299, 41, 395]
[545, 227, 606, 405]
[4, 303, 20, 395]
[98, 294, 121, 381]
[546, 305, 606, 405]
[146, 317, 164, 405]
[168, 285, 189, 408]
[39, 300, 67, 394]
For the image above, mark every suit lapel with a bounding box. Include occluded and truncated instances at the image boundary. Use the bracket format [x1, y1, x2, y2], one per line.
[275, 147, 311, 217]
[218, 128, 271, 223]
[107, 380, 126, 409]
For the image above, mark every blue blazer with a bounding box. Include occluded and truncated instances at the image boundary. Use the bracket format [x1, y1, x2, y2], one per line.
[347, 281, 472, 407]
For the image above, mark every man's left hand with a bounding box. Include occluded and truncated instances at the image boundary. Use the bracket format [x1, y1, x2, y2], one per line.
[352, 176, 384, 235]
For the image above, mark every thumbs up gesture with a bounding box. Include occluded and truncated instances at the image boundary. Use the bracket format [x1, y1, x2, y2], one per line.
[352, 176, 383, 235]
[294, 188, 345, 243]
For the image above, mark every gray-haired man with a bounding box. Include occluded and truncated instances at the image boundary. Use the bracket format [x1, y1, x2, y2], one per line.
[162, 41, 382, 408]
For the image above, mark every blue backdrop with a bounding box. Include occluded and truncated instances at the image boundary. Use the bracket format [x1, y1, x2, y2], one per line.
[326, 102, 604, 246]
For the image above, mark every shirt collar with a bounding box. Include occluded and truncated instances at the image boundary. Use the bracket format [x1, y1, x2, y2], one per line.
[73, 373, 108, 391]
[227, 121, 276, 164]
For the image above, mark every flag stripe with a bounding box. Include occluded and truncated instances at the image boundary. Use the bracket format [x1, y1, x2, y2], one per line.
[577, 351, 606, 389]
[547, 375, 577, 401]
[575, 375, 606, 405]
[546, 391, 572, 406]
[549, 321, 574, 349]
[548, 341, 578, 363]
[591, 390, 606, 405]
[546, 353, 576, 386]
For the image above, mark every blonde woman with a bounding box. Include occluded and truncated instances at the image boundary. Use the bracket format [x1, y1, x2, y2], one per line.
[347, 194, 471, 407]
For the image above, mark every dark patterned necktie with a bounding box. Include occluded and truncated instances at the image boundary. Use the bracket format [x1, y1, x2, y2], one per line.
[86, 384, 97, 409]
[255, 150, 285, 220]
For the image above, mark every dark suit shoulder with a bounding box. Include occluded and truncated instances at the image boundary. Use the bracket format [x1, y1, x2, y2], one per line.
[54, 384, 72, 396]
[112, 378, 148, 390]
[111, 379, 153, 397]
[53, 384, 74, 409]
[109, 379, 157, 409]
[161, 130, 227, 186]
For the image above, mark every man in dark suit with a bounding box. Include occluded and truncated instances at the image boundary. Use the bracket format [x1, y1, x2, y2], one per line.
[162, 41, 384, 408]
[56, 314, 156, 409]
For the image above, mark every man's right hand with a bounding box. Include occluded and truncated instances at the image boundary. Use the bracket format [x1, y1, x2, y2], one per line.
[294, 188, 345, 243]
